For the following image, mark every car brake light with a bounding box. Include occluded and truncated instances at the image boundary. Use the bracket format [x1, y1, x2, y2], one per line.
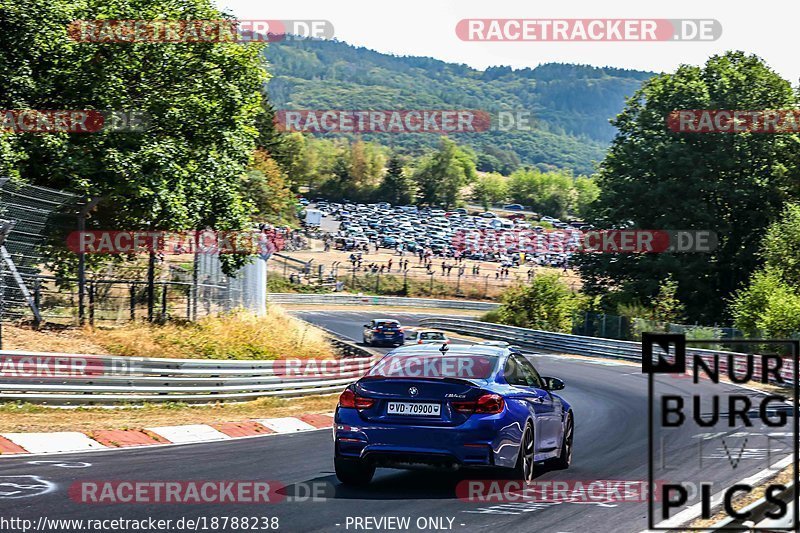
[355, 396, 375, 409]
[476, 394, 504, 413]
[452, 394, 504, 415]
[338, 389, 375, 409]
[339, 389, 355, 408]
[451, 400, 475, 414]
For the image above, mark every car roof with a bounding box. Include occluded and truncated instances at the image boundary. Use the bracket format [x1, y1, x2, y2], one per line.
[371, 318, 399, 323]
[386, 344, 506, 357]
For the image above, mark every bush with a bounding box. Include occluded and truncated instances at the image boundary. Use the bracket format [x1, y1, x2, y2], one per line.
[482, 274, 587, 333]
[731, 268, 800, 338]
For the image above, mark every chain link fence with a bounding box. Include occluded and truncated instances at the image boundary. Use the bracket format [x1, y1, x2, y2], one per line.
[0, 179, 270, 345]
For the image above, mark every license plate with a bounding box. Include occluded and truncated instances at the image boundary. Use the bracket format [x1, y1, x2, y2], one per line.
[387, 402, 441, 417]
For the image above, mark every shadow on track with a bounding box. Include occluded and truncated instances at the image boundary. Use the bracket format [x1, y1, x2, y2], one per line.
[278, 462, 563, 501]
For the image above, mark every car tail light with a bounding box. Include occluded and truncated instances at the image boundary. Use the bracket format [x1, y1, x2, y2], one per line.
[339, 389, 356, 408]
[452, 394, 505, 415]
[451, 400, 475, 414]
[338, 389, 374, 409]
[355, 396, 375, 409]
[476, 394, 504, 413]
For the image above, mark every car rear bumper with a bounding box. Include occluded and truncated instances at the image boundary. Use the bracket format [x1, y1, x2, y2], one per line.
[334, 407, 518, 468]
[371, 335, 403, 345]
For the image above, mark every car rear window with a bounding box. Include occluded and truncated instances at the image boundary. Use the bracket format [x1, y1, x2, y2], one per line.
[376, 321, 399, 329]
[420, 332, 446, 340]
[367, 354, 498, 379]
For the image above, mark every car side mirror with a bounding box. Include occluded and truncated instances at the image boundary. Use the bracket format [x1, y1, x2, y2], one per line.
[542, 377, 565, 391]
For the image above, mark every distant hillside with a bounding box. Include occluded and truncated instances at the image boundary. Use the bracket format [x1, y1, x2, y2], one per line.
[264, 39, 655, 175]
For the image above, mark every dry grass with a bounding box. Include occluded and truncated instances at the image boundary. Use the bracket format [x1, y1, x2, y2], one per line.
[4, 308, 334, 361]
[2, 323, 108, 354]
[688, 463, 794, 529]
[0, 394, 340, 432]
[86, 308, 335, 360]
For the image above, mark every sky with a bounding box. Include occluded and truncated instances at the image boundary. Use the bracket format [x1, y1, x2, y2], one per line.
[217, 0, 799, 83]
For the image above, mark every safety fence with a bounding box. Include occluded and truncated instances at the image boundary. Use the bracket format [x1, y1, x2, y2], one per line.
[267, 293, 499, 310]
[0, 350, 374, 406]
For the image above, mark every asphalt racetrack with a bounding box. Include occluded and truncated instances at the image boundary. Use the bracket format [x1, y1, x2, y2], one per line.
[0, 310, 792, 533]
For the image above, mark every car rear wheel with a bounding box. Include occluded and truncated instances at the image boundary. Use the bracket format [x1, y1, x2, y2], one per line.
[549, 414, 573, 470]
[335, 457, 375, 485]
[513, 423, 535, 483]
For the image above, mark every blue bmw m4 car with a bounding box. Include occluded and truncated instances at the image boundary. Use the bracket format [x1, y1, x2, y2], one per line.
[333, 344, 573, 485]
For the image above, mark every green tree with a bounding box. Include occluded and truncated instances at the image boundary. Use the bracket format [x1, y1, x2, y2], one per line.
[573, 176, 599, 218]
[240, 150, 297, 224]
[414, 138, 477, 208]
[508, 168, 575, 218]
[1, 0, 270, 236]
[484, 274, 587, 333]
[472, 173, 508, 210]
[760, 203, 800, 285]
[576, 52, 800, 322]
[731, 203, 800, 337]
[378, 154, 415, 205]
[651, 275, 685, 324]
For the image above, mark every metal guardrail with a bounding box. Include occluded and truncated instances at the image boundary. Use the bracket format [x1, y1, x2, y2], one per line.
[709, 482, 795, 531]
[0, 350, 373, 406]
[268, 293, 499, 310]
[417, 318, 796, 384]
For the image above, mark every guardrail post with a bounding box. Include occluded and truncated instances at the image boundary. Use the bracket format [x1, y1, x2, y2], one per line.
[186, 284, 192, 320]
[129, 284, 136, 321]
[160, 283, 168, 321]
[88, 280, 95, 326]
[192, 234, 199, 321]
[33, 277, 41, 328]
[147, 250, 155, 322]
